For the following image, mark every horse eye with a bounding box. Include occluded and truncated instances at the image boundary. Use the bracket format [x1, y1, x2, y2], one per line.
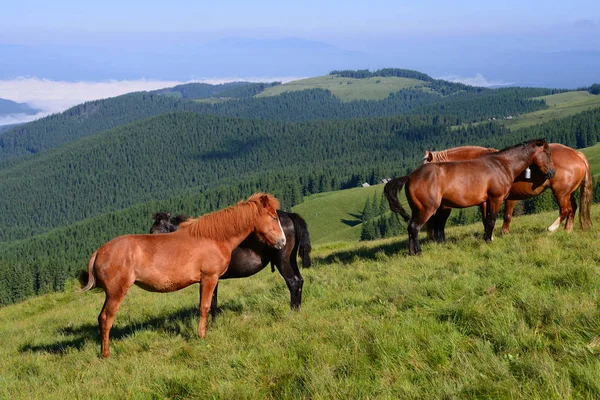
[272, 216, 278, 221]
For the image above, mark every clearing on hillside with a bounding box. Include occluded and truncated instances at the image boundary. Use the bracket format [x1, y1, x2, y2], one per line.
[256, 75, 428, 101]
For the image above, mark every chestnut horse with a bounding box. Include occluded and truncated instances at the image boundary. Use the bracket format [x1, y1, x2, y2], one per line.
[424, 143, 593, 237]
[79, 193, 286, 358]
[150, 209, 311, 318]
[384, 139, 556, 255]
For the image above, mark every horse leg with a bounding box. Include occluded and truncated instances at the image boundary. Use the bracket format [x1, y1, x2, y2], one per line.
[408, 210, 434, 255]
[98, 288, 129, 358]
[548, 193, 573, 232]
[198, 274, 219, 338]
[273, 246, 304, 310]
[479, 203, 487, 232]
[483, 198, 502, 243]
[565, 193, 577, 232]
[502, 200, 516, 234]
[209, 283, 219, 321]
[434, 207, 452, 242]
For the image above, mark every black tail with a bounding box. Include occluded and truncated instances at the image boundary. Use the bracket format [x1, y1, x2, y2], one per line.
[287, 212, 312, 268]
[384, 176, 411, 222]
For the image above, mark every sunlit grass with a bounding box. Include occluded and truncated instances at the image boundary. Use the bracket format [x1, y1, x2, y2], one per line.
[2, 207, 600, 398]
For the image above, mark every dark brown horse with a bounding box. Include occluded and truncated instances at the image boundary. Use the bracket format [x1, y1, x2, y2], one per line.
[424, 143, 593, 237]
[150, 209, 311, 318]
[79, 193, 286, 358]
[385, 139, 556, 255]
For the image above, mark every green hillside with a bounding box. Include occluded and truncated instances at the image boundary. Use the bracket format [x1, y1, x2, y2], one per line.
[2, 208, 600, 398]
[500, 91, 600, 130]
[257, 75, 428, 101]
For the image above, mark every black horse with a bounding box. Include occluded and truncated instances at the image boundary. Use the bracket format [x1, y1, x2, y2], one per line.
[150, 210, 311, 319]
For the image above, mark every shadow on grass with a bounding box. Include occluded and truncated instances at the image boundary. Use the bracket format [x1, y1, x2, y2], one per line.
[314, 229, 488, 265]
[19, 306, 200, 355]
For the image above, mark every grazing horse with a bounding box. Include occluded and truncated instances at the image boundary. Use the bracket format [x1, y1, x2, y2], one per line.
[150, 209, 311, 318]
[79, 193, 286, 358]
[149, 212, 187, 234]
[423, 143, 593, 237]
[384, 139, 556, 255]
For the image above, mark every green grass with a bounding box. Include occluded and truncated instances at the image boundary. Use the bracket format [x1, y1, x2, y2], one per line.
[292, 184, 391, 243]
[501, 91, 600, 130]
[580, 142, 600, 177]
[2, 208, 600, 398]
[256, 75, 428, 102]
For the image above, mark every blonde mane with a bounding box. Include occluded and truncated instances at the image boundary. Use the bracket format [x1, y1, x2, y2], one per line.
[430, 146, 498, 162]
[179, 193, 280, 240]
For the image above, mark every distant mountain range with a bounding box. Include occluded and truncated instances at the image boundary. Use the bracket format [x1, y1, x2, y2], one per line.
[0, 98, 40, 116]
[2, 35, 596, 88]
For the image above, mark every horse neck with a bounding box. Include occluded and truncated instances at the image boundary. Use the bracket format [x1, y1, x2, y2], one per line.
[179, 202, 260, 250]
[494, 146, 536, 180]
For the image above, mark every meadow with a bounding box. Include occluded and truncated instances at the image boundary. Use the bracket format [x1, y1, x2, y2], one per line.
[498, 91, 600, 130]
[1, 207, 600, 399]
[256, 75, 427, 101]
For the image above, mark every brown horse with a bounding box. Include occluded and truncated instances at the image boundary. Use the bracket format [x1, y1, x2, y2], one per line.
[150, 209, 311, 318]
[79, 193, 286, 358]
[424, 143, 593, 237]
[384, 139, 556, 255]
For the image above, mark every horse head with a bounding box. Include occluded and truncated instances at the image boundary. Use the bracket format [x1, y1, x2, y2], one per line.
[530, 139, 556, 179]
[251, 193, 286, 250]
[150, 212, 175, 233]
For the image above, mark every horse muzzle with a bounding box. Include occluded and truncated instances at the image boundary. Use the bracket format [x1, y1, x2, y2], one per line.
[545, 168, 556, 179]
[274, 237, 286, 250]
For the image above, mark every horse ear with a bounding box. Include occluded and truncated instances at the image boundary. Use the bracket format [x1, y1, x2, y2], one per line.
[535, 138, 547, 147]
[259, 194, 270, 207]
[167, 212, 172, 218]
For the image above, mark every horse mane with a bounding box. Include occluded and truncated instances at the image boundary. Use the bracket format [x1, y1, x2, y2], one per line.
[430, 146, 497, 162]
[497, 138, 545, 154]
[179, 193, 280, 240]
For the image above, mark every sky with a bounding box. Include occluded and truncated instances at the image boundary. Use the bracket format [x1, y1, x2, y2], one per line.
[1, 1, 599, 124]
[1, 0, 599, 41]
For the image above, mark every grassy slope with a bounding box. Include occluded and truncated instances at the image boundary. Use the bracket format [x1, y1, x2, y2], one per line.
[256, 75, 427, 101]
[294, 143, 600, 245]
[501, 91, 600, 130]
[581, 142, 600, 176]
[292, 184, 410, 244]
[1, 208, 600, 398]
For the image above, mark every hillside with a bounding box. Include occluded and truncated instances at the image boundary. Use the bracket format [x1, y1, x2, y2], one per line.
[0, 72, 550, 162]
[256, 75, 427, 101]
[499, 91, 600, 130]
[1, 209, 599, 398]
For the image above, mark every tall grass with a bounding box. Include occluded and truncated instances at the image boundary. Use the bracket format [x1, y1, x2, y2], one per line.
[1, 208, 600, 399]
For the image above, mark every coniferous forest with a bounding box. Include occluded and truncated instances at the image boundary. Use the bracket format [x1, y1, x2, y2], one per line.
[1, 69, 600, 305]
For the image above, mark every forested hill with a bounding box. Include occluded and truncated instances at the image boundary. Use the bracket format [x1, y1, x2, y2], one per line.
[3, 106, 600, 246]
[0, 80, 551, 162]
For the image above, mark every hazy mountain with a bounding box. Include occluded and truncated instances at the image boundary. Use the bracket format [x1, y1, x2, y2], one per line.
[0, 37, 370, 81]
[0, 98, 40, 116]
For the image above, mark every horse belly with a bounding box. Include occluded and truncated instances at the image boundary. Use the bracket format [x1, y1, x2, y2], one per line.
[220, 248, 265, 279]
[440, 187, 486, 208]
[507, 181, 547, 200]
[134, 262, 201, 292]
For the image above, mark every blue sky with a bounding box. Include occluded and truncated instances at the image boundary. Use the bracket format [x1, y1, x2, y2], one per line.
[1, 0, 599, 125]
[2, 0, 599, 46]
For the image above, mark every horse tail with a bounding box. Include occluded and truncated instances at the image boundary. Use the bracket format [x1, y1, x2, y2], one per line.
[384, 176, 411, 222]
[79, 251, 98, 292]
[576, 151, 593, 230]
[288, 212, 312, 268]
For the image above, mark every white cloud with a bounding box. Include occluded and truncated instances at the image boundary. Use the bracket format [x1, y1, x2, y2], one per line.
[0, 76, 303, 126]
[437, 73, 513, 88]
